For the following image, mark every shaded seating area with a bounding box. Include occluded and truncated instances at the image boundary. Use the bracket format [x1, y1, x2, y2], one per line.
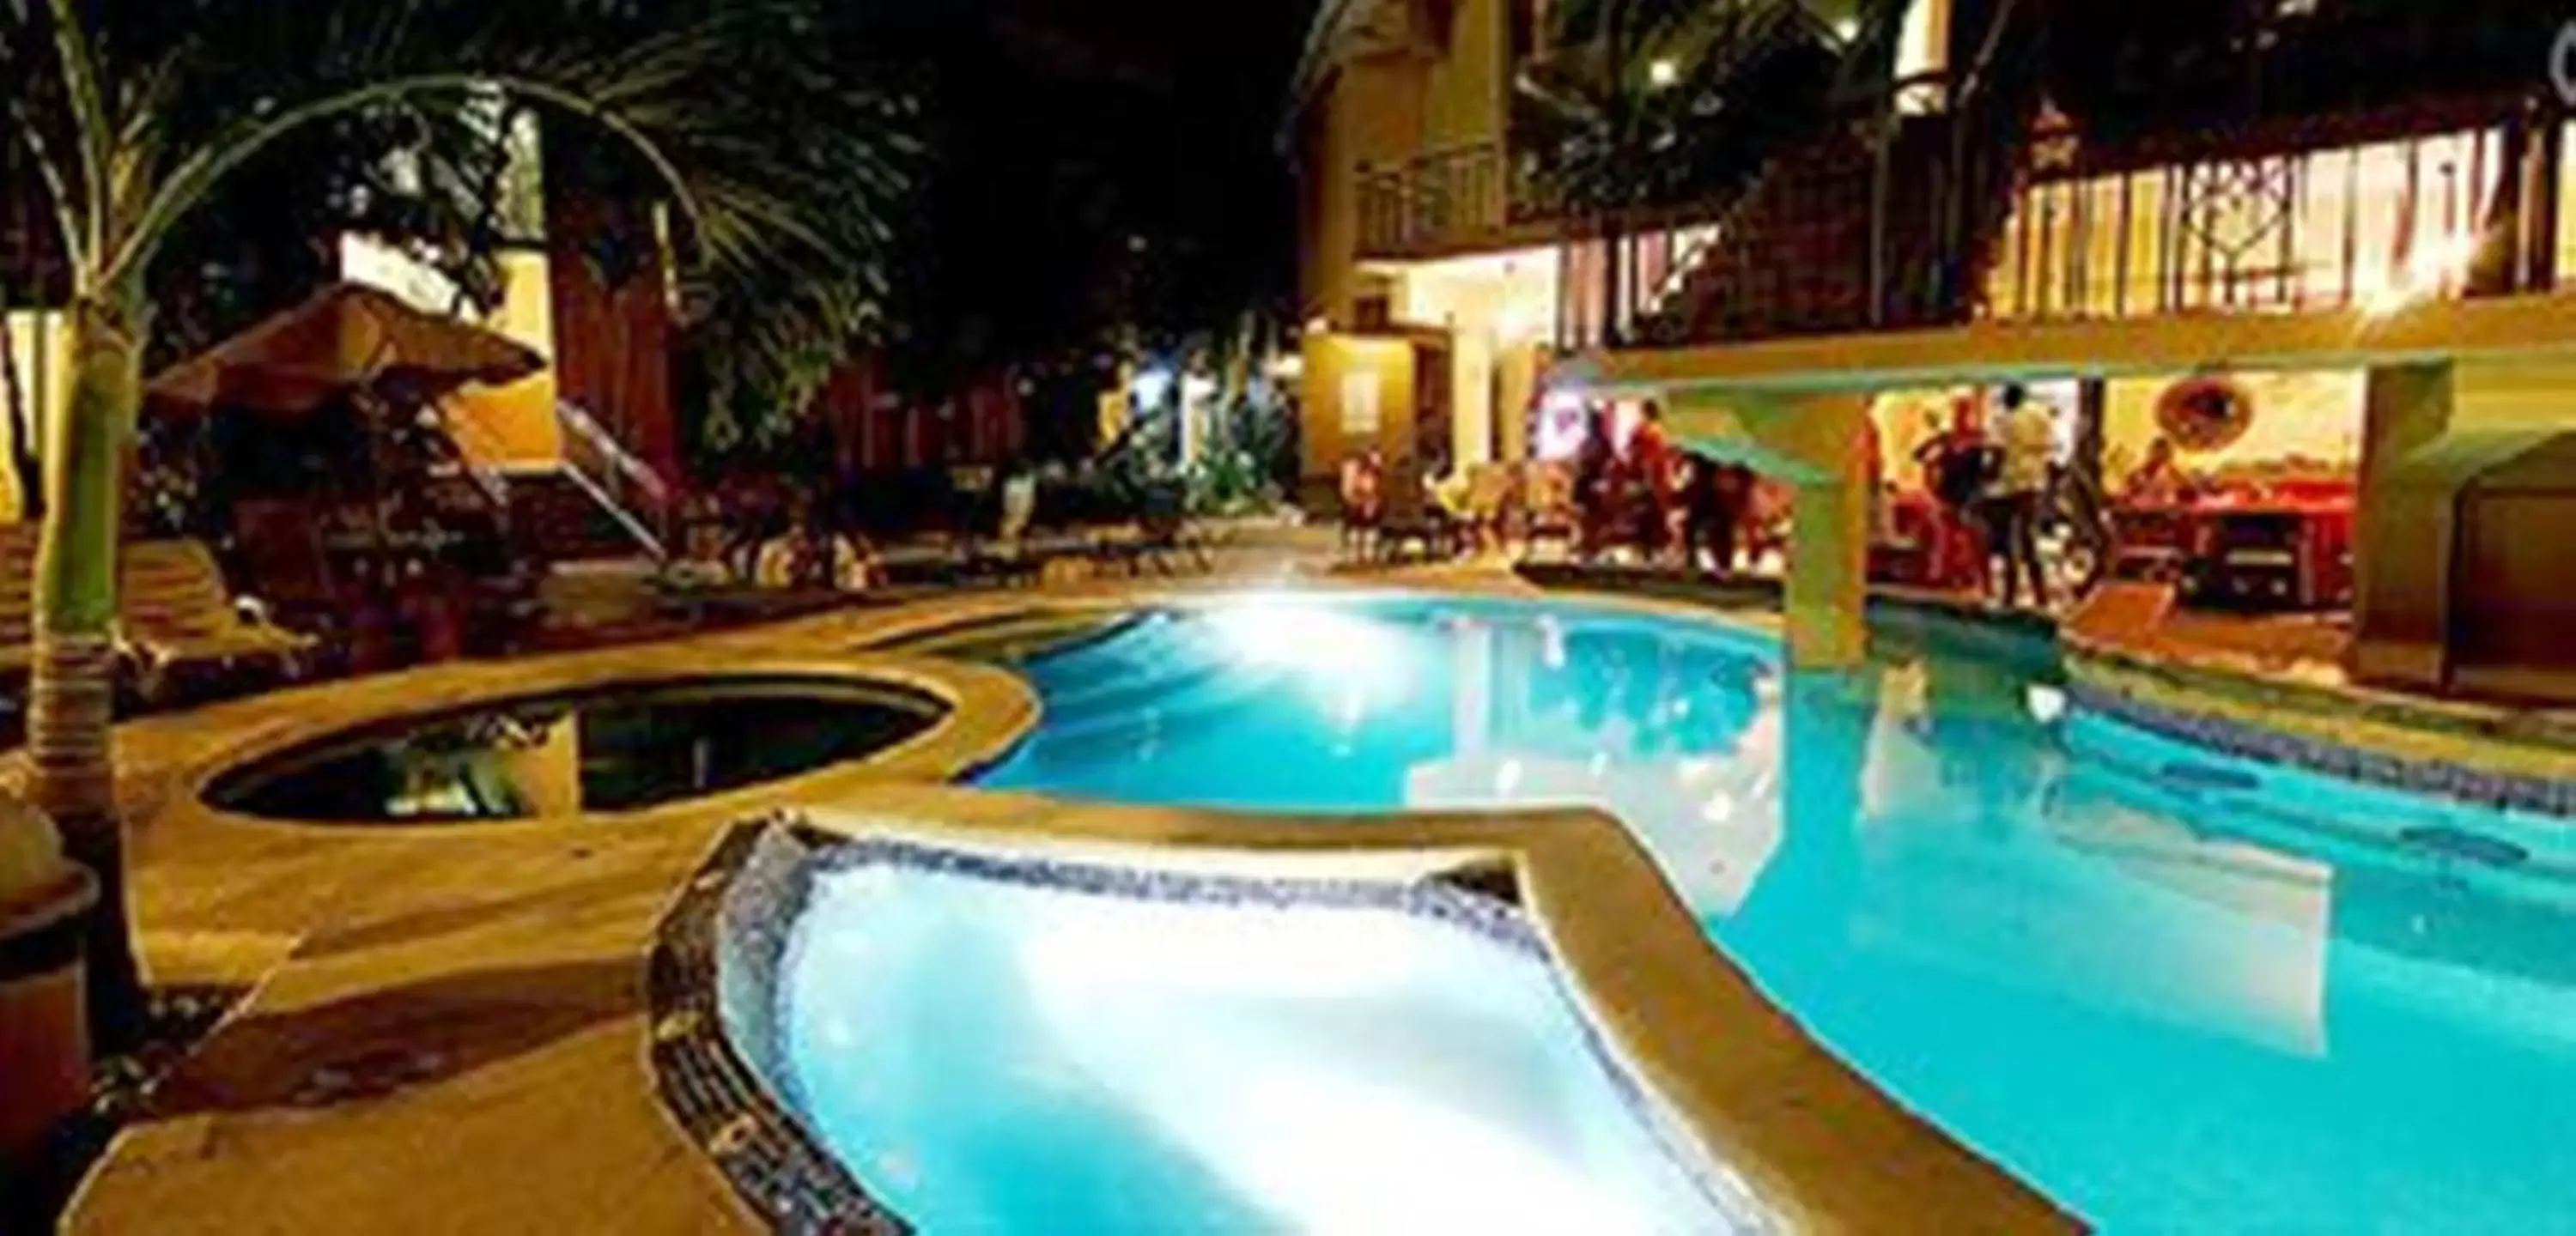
[134, 283, 552, 671]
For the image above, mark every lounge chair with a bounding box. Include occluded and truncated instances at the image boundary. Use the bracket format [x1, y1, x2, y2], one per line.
[118, 539, 316, 702]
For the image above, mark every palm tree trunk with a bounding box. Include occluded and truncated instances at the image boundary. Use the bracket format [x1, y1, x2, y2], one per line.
[27, 288, 146, 1053]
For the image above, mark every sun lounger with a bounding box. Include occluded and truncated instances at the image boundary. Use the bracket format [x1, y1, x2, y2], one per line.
[118, 539, 316, 701]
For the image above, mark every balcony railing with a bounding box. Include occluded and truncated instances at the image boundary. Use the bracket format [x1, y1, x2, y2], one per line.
[1357, 142, 1518, 258]
[1571, 91, 2572, 354]
[1988, 115, 2570, 324]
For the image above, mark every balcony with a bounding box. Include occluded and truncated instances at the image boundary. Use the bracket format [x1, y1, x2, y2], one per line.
[1357, 142, 1536, 260]
[1580, 94, 2573, 355]
[1988, 112, 2571, 324]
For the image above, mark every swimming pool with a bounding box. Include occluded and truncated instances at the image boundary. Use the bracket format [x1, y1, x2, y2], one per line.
[768, 840, 1749, 1233]
[979, 593, 2576, 1231]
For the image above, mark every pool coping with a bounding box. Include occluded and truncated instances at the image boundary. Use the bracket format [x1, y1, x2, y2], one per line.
[56, 573, 2070, 1234]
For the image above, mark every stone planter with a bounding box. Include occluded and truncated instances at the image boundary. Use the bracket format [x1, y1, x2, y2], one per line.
[0, 863, 99, 1183]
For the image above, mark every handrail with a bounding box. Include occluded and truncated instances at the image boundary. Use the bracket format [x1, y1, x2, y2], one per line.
[554, 400, 673, 561]
[556, 400, 671, 506]
[428, 403, 517, 512]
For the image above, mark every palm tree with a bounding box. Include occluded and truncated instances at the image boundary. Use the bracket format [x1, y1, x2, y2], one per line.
[2, 0, 914, 1046]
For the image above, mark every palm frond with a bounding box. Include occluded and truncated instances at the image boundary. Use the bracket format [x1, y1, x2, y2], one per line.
[10, 0, 920, 439]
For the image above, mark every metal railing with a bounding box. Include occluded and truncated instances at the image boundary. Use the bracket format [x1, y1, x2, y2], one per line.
[556, 399, 674, 560]
[1988, 112, 2569, 324]
[1357, 142, 1515, 258]
[1572, 84, 2571, 351]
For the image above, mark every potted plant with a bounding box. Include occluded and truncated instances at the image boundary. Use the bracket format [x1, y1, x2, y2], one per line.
[0, 795, 98, 1194]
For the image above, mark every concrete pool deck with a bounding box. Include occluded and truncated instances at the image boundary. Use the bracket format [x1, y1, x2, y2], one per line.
[46, 570, 2070, 1233]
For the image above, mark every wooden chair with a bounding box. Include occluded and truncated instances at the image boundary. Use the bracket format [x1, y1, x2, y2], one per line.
[118, 539, 317, 702]
[1460, 464, 1514, 554]
[1519, 463, 1577, 562]
[1375, 473, 1449, 564]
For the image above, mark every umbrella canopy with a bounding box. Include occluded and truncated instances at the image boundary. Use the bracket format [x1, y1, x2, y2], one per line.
[146, 282, 545, 417]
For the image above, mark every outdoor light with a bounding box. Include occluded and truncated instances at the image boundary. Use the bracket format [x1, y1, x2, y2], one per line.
[1648, 58, 1680, 88]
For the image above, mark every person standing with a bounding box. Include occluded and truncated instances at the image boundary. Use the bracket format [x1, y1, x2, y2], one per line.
[1338, 448, 1383, 559]
[1985, 383, 2057, 609]
[1914, 398, 1992, 593]
[1681, 456, 1730, 576]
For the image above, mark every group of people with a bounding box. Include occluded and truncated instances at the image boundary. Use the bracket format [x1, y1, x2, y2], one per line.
[1910, 383, 2061, 610]
[1571, 405, 1774, 573]
[1335, 402, 1778, 575]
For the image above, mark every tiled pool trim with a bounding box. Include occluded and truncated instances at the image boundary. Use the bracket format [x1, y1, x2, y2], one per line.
[651, 815, 1776, 1233]
[649, 818, 903, 1235]
[2069, 681, 2576, 820]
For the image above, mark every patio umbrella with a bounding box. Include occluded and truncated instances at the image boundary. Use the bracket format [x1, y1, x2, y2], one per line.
[146, 282, 544, 418]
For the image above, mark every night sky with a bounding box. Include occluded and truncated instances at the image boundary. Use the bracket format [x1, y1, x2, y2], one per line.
[894, 0, 1317, 377]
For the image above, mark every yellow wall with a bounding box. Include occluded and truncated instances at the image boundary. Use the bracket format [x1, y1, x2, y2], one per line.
[446, 251, 563, 466]
[1494, 342, 1541, 463]
[1422, 0, 1508, 153]
[1300, 333, 1417, 486]
[1302, 57, 1430, 326]
[2100, 370, 2364, 481]
[1298, 0, 1513, 330]
[0, 310, 67, 524]
[1392, 248, 1559, 467]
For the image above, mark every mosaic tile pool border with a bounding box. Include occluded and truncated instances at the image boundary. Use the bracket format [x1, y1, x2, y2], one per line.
[649, 817, 904, 1235]
[2068, 681, 2576, 820]
[649, 814, 1774, 1233]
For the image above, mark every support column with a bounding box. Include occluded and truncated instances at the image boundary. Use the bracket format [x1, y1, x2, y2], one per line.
[1665, 390, 1874, 670]
[2349, 363, 2455, 691]
[1787, 473, 1871, 670]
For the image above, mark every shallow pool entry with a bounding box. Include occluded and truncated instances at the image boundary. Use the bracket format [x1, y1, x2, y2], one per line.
[721, 829, 1760, 1234]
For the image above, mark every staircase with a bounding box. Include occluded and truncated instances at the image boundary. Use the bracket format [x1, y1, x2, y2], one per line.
[1627, 5, 2042, 348]
[1635, 112, 2008, 346]
[506, 470, 656, 562]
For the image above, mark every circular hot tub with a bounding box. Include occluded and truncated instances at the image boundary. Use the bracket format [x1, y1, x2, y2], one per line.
[204, 676, 945, 824]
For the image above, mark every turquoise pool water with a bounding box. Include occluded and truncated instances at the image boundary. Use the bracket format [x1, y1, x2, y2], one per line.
[775, 853, 1742, 1233]
[979, 593, 2576, 1231]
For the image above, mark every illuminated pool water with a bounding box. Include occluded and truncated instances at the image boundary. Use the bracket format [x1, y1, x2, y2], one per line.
[774, 847, 1745, 1233]
[979, 595, 2576, 1230]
